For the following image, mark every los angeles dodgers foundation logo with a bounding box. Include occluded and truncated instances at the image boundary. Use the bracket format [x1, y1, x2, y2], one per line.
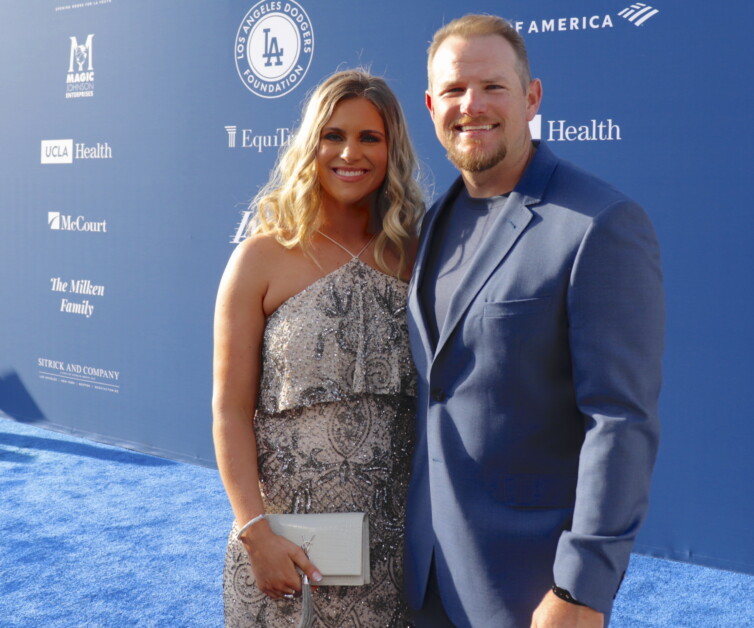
[235, 1, 314, 99]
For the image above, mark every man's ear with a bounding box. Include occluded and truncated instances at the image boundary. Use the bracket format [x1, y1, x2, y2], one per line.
[526, 79, 543, 121]
[425, 90, 434, 117]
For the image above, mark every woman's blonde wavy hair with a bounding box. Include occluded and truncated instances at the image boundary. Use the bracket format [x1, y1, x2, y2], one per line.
[249, 69, 425, 277]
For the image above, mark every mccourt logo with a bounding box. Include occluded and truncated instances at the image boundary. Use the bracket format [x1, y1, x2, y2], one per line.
[234, 0, 314, 98]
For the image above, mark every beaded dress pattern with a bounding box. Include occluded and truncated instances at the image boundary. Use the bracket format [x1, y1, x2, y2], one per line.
[223, 246, 417, 628]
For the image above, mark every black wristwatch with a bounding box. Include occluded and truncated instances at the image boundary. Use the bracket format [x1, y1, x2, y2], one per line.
[552, 584, 586, 606]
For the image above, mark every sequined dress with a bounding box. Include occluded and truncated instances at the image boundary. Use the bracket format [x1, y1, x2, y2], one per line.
[223, 255, 417, 627]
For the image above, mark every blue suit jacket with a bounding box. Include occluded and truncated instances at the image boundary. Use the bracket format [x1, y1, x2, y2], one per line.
[404, 142, 664, 627]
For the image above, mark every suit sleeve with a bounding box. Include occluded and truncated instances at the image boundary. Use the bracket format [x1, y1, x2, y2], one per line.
[553, 200, 665, 614]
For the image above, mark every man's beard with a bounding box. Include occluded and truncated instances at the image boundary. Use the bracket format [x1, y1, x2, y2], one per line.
[444, 130, 507, 173]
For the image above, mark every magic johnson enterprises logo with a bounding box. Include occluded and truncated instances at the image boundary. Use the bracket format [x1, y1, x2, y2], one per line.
[66, 34, 95, 99]
[512, 2, 660, 35]
[234, 1, 314, 98]
[38, 357, 120, 393]
[41, 139, 112, 164]
[530, 115, 622, 142]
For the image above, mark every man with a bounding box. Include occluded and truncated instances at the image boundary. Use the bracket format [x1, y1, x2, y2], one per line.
[404, 14, 664, 628]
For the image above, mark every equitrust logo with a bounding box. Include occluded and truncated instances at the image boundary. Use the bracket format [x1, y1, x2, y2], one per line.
[224, 125, 291, 151]
[530, 115, 623, 143]
[66, 34, 95, 99]
[234, 0, 314, 98]
[513, 2, 660, 35]
[41, 139, 112, 164]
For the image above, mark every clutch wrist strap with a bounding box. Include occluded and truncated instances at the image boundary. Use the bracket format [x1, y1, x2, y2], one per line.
[236, 513, 266, 541]
[552, 584, 586, 606]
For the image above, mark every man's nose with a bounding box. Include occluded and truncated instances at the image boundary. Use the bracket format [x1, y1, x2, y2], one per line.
[460, 89, 486, 116]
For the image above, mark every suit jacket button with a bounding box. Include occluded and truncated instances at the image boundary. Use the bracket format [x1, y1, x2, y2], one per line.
[431, 389, 447, 402]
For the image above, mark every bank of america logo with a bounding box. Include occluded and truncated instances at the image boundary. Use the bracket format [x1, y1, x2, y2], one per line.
[618, 3, 659, 26]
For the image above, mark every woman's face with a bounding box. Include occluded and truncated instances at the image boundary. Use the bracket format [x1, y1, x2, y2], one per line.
[316, 97, 388, 212]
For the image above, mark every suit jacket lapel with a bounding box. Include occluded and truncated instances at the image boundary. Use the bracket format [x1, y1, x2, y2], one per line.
[408, 178, 465, 358]
[433, 196, 532, 356]
[433, 142, 559, 358]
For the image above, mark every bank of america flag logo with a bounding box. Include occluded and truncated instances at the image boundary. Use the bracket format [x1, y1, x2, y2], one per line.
[618, 3, 659, 26]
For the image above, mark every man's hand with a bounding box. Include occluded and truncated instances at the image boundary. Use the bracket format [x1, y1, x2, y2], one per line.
[531, 590, 604, 628]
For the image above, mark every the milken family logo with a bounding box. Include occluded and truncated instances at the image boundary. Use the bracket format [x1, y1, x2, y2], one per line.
[235, 0, 314, 98]
[41, 139, 112, 164]
[48, 212, 107, 233]
[50, 276, 105, 319]
[513, 3, 659, 34]
[66, 34, 95, 99]
[530, 114, 622, 142]
[225, 125, 291, 151]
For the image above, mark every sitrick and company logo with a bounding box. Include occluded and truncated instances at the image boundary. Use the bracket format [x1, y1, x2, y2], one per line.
[530, 115, 622, 142]
[225, 125, 291, 151]
[66, 34, 95, 99]
[48, 212, 107, 233]
[513, 2, 659, 34]
[235, 0, 314, 98]
[38, 357, 120, 393]
[41, 139, 112, 164]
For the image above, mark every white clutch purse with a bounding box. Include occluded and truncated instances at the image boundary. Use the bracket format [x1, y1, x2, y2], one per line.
[266, 512, 370, 586]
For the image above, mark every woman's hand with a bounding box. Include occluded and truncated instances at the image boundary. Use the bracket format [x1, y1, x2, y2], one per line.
[240, 521, 323, 599]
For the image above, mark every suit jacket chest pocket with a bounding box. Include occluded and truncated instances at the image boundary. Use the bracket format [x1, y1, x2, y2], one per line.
[479, 297, 554, 359]
[482, 297, 552, 319]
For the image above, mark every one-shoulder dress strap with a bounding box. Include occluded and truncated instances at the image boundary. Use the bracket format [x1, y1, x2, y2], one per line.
[317, 230, 376, 260]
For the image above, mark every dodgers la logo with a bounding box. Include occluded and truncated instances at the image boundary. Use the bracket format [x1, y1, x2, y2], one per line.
[235, 1, 314, 99]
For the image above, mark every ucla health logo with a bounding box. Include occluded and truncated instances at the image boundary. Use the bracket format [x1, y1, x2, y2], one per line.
[530, 115, 622, 142]
[66, 34, 95, 99]
[41, 139, 112, 164]
[235, 0, 314, 98]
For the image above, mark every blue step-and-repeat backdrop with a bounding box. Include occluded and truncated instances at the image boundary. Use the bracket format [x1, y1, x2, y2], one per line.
[1, 1, 752, 575]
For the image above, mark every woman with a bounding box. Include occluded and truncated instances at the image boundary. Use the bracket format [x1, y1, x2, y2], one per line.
[212, 69, 424, 627]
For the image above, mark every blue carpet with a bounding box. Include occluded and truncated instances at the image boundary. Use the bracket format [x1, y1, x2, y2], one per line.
[1, 417, 752, 627]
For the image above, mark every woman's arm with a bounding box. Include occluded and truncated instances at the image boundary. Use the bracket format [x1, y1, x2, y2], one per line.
[212, 236, 321, 598]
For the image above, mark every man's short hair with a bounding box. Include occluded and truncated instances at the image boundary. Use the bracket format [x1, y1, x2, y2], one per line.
[427, 14, 532, 90]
